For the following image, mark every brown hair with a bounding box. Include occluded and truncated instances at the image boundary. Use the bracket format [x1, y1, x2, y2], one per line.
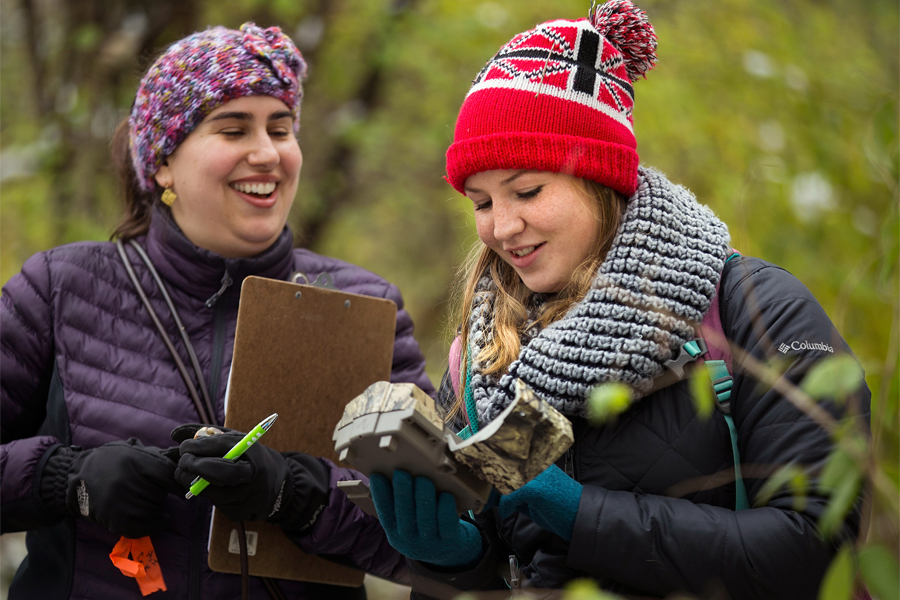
[109, 118, 161, 242]
[448, 177, 627, 419]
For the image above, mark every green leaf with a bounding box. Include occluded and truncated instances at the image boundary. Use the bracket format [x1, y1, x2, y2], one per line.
[563, 578, 626, 600]
[801, 354, 864, 402]
[788, 469, 809, 512]
[818, 545, 855, 600]
[816, 435, 865, 539]
[588, 383, 633, 425]
[819, 447, 858, 492]
[818, 471, 863, 539]
[755, 464, 808, 510]
[858, 544, 900, 600]
[689, 366, 714, 420]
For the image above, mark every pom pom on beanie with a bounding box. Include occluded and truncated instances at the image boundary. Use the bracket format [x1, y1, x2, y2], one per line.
[590, 0, 658, 82]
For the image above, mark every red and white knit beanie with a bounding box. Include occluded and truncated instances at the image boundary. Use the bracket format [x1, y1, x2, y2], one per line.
[445, 0, 657, 197]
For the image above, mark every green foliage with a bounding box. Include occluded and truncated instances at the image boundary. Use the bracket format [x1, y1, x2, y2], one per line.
[754, 463, 808, 512]
[818, 440, 865, 538]
[818, 545, 855, 600]
[587, 383, 633, 424]
[1, 0, 897, 596]
[858, 543, 900, 600]
[563, 578, 626, 600]
[689, 365, 715, 419]
[801, 354, 866, 402]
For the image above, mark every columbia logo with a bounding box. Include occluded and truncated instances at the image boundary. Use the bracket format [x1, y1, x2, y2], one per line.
[779, 341, 834, 354]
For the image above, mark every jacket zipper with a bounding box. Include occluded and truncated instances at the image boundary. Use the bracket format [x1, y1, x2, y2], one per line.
[205, 270, 233, 309]
[204, 268, 231, 423]
[564, 446, 575, 478]
[509, 554, 520, 590]
[564, 419, 581, 480]
[191, 269, 231, 599]
[494, 525, 522, 590]
[206, 304, 227, 421]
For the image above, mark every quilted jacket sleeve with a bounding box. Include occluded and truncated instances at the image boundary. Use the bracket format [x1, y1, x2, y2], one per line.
[384, 282, 434, 395]
[292, 458, 409, 584]
[1, 251, 65, 532]
[565, 257, 871, 599]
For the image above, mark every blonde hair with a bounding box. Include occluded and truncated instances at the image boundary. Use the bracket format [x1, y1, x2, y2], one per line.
[448, 177, 627, 420]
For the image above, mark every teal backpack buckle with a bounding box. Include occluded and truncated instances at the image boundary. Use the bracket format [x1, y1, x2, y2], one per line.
[704, 359, 734, 414]
[664, 338, 708, 378]
[664, 340, 735, 414]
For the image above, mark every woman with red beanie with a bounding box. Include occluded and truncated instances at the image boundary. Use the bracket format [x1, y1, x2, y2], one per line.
[368, 1, 870, 598]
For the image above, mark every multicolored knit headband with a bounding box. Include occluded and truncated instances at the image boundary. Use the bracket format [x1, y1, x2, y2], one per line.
[445, 0, 657, 197]
[128, 23, 307, 193]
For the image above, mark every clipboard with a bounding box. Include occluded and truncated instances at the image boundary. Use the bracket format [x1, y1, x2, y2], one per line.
[207, 276, 397, 585]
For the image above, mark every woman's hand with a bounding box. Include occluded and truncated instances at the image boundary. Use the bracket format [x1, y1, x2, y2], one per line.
[369, 469, 484, 568]
[173, 425, 330, 530]
[39, 439, 183, 539]
[498, 463, 583, 541]
[174, 427, 289, 522]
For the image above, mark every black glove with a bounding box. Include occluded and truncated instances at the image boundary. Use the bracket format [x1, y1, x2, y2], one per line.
[39, 439, 182, 539]
[173, 424, 330, 529]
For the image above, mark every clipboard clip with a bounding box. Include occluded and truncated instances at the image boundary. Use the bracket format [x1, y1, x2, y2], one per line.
[290, 271, 337, 291]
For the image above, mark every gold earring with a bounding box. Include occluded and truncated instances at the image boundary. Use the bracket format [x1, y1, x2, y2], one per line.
[161, 187, 176, 206]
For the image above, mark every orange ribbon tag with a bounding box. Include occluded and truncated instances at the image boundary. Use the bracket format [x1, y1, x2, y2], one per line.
[109, 536, 167, 596]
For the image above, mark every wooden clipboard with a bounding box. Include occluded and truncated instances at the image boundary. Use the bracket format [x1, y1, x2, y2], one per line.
[207, 276, 397, 585]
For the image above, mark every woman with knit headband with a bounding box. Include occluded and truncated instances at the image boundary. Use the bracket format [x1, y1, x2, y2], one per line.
[368, 2, 870, 598]
[1, 24, 432, 599]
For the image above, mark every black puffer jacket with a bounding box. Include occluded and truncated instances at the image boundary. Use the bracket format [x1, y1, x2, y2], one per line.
[409, 256, 870, 600]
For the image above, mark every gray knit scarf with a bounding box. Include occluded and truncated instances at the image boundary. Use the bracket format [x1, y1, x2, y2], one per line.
[468, 167, 731, 425]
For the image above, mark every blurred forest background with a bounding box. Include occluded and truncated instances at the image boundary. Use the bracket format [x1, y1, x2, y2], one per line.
[0, 0, 897, 598]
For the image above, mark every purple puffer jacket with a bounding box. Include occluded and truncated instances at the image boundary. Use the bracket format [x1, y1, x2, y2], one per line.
[0, 208, 433, 599]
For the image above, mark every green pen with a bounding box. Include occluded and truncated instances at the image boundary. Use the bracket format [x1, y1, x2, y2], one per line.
[185, 413, 279, 499]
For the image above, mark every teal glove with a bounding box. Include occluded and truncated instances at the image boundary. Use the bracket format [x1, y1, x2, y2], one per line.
[499, 464, 583, 541]
[370, 469, 484, 568]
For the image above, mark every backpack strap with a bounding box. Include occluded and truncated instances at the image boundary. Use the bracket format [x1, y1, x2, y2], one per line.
[664, 251, 749, 510]
[703, 252, 748, 510]
[448, 335, 478, 439]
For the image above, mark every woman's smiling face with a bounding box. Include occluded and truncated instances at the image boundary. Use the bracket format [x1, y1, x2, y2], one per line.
[465, 170, 602, 294]
[154, 95, 302, 258]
